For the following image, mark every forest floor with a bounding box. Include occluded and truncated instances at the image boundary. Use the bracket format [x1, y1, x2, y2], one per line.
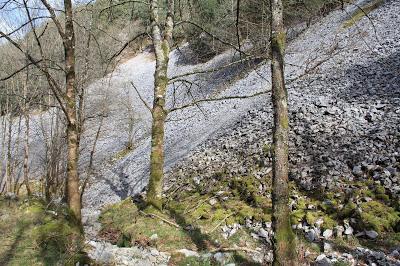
[0, 197, 88, 265]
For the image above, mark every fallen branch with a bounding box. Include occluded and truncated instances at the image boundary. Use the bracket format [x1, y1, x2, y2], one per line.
[210, 246, 261, 254]
[139, 210, 180, 228]
[209, 213, 234, 234]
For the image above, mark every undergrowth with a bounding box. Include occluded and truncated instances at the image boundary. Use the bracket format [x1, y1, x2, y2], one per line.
[0, 197, 89, 266]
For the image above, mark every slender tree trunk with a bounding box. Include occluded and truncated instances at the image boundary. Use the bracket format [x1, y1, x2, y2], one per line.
[64, 0, 81, 222]
[147, 0, 174, 210]
[0, 113, 6, 192]
[6, 95, 13, 193]
[270, 0, 297, 265]
[23, 67, 32, 196]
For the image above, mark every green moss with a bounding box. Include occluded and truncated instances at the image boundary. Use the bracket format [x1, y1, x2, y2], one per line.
[333, 261, 351, 266]
[99, 197, 139, 231]
[358, 201, 399, 233]
[340, 202, 357, 218]
[291, 210, 305, 224]
[374, 185, 390, 202]
[192, 203, 212, 219]
[321, 216, 338, 230]
[172, 255, 213, 266]
[305, 211, 319, 225]
[0, 197, 87, 266]
[297, 198, 307, 210]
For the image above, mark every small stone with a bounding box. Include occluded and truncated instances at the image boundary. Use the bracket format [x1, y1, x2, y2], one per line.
[213, 252, 227, 263]
[209, 198, 217, 206]
[344, 224, 353, 235]
[177, 249, 199, 257]
[316, 254, 331, 266]
[323, 229, 333, 239]
[352, 166, 363, 177]
[258, 228, 269, 239]
[150, 248, 160, 256]
[250, 232, 259, 239]
[304, 250, 311, 257]
[365, 230, 378, 239]
[150, 234, 158, 241]
[305, 229, 316, 242]
[390, 250, 400, 258]
[323, 242, 332, 253]
[315, 218, 324, 228]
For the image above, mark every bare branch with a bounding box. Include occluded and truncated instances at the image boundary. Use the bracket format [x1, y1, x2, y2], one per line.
[168, 55, 264, 82]
[130, 82, 152, 113]
[175, 20, 249, 56]
[0, 60, 42, 81]
[0, 16, 51, 39]
[168, 90, 268, 113]
[99, 0, 149, 17]
[108, 32, 148, 61]
[39, 0, 65, 39]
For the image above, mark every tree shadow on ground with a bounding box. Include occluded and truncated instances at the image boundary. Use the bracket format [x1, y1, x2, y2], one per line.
[0, 223, 28, 265]
[334, 50, 400, 104]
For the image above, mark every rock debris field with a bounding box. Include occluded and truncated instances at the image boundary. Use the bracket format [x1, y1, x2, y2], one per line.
[80, 0, 400, 264]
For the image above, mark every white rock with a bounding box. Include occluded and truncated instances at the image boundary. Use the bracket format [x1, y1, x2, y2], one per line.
[323, 242, 332, 253]
[209, 198, 217, 205]
[323, 229, 333, 239]
[177, 249, 199, 257]
[150, 234, 158, 241]
[344, 226, 353, 235]
[316, 254, 331, 266]
[365, 230, 378, 239]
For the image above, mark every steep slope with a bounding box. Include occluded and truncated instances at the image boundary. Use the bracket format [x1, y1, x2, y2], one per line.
[83, 0, 399, 214]
[83, 0, 400, 264]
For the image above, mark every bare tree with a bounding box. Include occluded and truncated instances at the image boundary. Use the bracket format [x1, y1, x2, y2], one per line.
[0, 0, 82, 222]
[146, 0, 174, 209]
[269, 0, 297, 264]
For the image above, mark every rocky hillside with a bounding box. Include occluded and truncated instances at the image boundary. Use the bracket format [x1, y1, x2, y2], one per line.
[81, 0, 400, 265]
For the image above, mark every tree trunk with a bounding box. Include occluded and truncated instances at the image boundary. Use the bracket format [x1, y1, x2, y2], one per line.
[270, 0, 297, 265]
[23, 65, 32, 196]
[146, 0, 174, 210]
[64, 0, 81, 222]
[6, 95, 13, 193]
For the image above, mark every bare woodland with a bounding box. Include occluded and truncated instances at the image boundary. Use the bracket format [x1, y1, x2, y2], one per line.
[1, 0, 399, 265]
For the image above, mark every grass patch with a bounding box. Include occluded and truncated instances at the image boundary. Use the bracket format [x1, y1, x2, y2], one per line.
[0, 197, 88, 266]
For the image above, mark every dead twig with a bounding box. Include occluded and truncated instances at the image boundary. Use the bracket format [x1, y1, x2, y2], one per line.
[209, 213, 234, 234]
[139, 210, 180, 228]
[210, 246, 261, 253]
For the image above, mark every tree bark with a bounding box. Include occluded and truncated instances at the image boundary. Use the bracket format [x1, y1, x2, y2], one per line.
[146, 0, 174, 210]
[270, 0, 297, 265]
[6, 94, 13, 193]
[23, 62, 32, 196]
[64, 0, 81, 222]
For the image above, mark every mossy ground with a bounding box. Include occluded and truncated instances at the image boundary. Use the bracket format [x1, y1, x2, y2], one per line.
[291, 179, 400, 253]
[99, 175, 270, 265]
[98, 173, 400, 265]
[0, 197, 89, 266]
